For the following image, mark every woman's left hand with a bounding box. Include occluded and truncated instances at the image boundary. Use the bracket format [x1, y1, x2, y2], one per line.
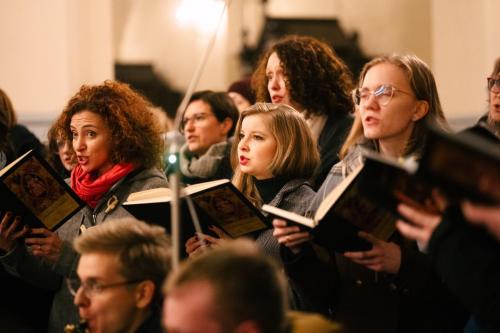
[24, 228, 62, 263]
[343, 231, 402, 274]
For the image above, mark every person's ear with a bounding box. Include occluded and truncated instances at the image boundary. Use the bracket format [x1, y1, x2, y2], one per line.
[235, 320, 262, 333]
[412, 100, 429, 122]
[220, 118, 233, 137]
[135, 280, 156, 309]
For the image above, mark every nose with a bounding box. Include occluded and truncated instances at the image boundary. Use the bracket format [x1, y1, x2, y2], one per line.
[60, 142, 71, 155]
[238, 137, 249, 152]
[184, 119, 195, 133]
[268, 75, 280, 92]
[73, 136, 85, 152]
[73, 286, 89, 307]
[362, 92, 380, 110]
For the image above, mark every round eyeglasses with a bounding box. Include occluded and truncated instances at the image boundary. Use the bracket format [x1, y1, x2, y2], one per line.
[353, 85, 414, 107]
[487, 77, 500, 92]
[66, 277, 142, 297]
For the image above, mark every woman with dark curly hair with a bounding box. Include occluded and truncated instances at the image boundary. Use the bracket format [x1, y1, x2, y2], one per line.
[0, 80, 169, 333]
[252, 35, 355, 188]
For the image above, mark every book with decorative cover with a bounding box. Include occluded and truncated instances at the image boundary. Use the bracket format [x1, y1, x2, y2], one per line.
[263, 151, 433, 252]
[264, 127, 500, 253]
[0, 150, 84, 231]
[123, 179, 270, 240]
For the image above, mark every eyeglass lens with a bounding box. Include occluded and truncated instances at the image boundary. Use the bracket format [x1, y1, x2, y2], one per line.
[488, 78, 500, 92]
[355, 85, 393, 106]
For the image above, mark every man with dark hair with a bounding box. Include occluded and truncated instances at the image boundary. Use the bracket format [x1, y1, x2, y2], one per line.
[69, 218, 171, 333]
[172, 90, 239, 184]
[162, 239, 341, 333]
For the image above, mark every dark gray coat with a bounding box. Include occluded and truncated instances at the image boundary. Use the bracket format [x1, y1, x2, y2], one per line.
[256, 178, 316, 262]
[0, 167, 168, 333]
[289, 144, 465, 332]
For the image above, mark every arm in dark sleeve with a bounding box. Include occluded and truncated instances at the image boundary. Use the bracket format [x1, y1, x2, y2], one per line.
[281, 243, 338, 317]
[428, 207, 500, 330]
[0, 244, 62, 291]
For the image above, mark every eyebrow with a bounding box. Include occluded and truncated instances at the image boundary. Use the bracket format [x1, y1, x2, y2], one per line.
[184, 112, 210, 117]
[70, 124, 99, 130]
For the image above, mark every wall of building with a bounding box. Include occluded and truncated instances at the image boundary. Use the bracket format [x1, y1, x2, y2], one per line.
[1, 0, 499, 138]
[0, 0, 113, 139]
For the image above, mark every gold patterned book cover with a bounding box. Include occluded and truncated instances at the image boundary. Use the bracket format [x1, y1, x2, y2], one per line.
[0, 150, 84, 230]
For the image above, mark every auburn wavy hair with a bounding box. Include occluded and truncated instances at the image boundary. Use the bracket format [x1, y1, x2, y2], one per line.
[54, 80, 163, 169]
[251, 35, 354, 118]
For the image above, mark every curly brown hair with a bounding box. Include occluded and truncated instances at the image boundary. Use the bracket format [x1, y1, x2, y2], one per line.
[251, 35, 355, 117]
[54, 80, 164, 169]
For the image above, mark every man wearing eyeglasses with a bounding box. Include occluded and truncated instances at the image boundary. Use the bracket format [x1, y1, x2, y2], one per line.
[68, 218, 171, 333]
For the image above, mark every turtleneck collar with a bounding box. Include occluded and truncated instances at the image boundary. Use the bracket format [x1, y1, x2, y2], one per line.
[254, 177, 288, 204]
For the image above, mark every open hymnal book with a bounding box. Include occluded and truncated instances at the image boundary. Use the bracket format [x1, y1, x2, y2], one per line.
[0, 150, 84, 231]
[264, 126, 500, 252]
[123, 179, 269, 239]
[263, 152, 425, 252]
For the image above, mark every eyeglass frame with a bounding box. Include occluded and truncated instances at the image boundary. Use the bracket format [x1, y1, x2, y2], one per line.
[487, 77, 500, 92]
[180, 112, 217, 133]
[66, 277, 143, 297]
[352, 84, 414, 107]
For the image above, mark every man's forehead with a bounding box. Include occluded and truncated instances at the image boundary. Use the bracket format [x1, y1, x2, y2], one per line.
[77, 252, 122, 279]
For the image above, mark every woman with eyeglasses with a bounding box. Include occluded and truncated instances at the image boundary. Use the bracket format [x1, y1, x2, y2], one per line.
[172, 90, 239, 185]
[273, 55, 467, 332]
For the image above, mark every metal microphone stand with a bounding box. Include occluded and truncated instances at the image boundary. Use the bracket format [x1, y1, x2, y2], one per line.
[166, 0, 231, 270]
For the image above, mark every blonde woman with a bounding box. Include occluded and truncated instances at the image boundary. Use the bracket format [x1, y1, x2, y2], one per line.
[186, 103, 334, 313]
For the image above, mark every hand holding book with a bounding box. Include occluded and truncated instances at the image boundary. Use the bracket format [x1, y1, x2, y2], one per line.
[343, 231, 402, 274]
[0, 212, 29, 253]
[185, 226, 229, 257]
[272, 219, 312, 255]
[24, 227, 63, 263]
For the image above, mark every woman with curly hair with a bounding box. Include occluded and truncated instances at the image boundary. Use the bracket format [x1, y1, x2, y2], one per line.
[252, 35, 355, 188]
[0, 80, 169, 333]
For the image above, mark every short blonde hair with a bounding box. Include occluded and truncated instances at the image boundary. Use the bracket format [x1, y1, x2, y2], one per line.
[230, 103, 319, 206]
[74, 219, 171, 290]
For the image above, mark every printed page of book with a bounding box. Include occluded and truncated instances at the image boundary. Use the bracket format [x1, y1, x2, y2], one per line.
[125, 187, 173, 204]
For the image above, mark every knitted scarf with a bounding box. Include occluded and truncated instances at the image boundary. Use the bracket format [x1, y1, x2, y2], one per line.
[71, 163, 135, 208]
[179, 140, 229, 179]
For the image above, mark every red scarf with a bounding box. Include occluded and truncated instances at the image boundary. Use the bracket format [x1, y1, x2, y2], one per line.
[71, 163, 136, 208]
